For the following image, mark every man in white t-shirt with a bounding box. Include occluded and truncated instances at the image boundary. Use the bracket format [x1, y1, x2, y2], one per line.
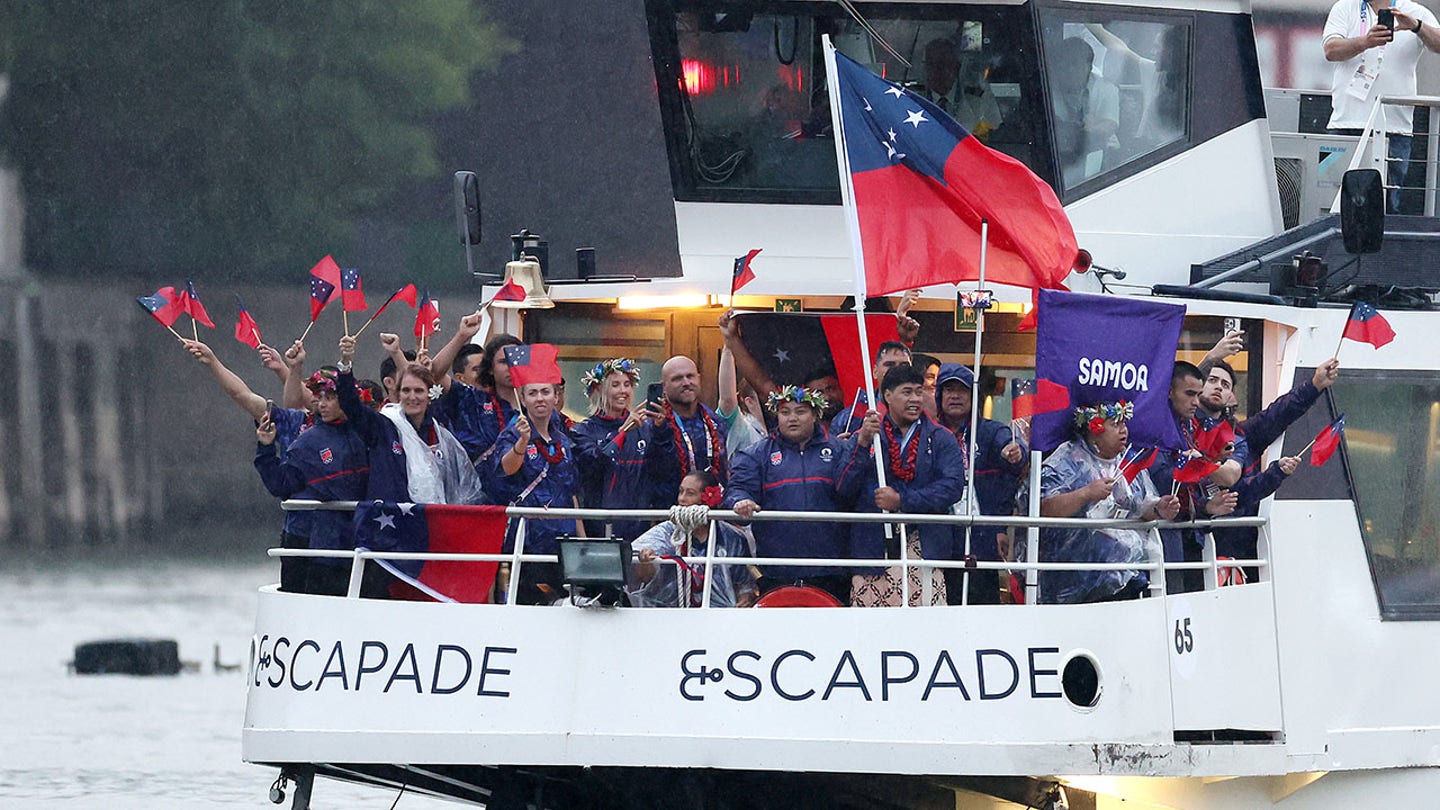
[1324, 0, 1440, 210]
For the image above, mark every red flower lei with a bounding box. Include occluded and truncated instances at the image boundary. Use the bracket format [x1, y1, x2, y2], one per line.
[881, 417, 920, 482]
[531, 434, 566, 464]
[666, 402, 727, 479]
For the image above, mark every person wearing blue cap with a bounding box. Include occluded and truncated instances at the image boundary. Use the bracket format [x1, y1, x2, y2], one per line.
[935, 363, 1026, 604]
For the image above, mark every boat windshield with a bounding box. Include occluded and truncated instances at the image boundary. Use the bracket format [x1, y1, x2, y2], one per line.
[650, 1, 1197, 203]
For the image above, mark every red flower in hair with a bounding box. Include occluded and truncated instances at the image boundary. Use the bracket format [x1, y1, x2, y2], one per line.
[1088, 416, 1107, 435]
[701, 485, 724, 508]
[357, 387, 374, 404]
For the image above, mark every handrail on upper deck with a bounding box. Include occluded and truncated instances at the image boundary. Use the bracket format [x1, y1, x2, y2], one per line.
[1337, 93, 1440, 216]
[272, 500, 1270, 606]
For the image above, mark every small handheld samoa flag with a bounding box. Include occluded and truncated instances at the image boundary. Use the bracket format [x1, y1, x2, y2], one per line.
[1342, 301, 1395, 349]
[1309, 414, 1346, 467]
[414, 289, 440, 339]
[1192, 419, 1236, 462]
[1172, 455, 1221, 484]
[373, 283, 418, 319]
[234, 294, 262, 349]
[177, 279, 215, 328]
[485, 279, 527, 306]
[1117, 446, 1158, 483]
[308, 255, 342, 321]
[340, 266, 367, 311]
[1009, 376, 1071, 421]
[503, 343, 562, 387]
[136, 286, 183, 327]
[732, 248, 761, 295]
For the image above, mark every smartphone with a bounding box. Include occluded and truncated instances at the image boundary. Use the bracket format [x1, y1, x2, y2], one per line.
[1378, 8, 1395, 30]
[646, 382, 664, 407]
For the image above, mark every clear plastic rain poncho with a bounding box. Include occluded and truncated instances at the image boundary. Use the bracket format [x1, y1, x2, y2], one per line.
[627, 520, 755, 608]
[381, 404, 486, 505]
[1020, 438, 1162, 604]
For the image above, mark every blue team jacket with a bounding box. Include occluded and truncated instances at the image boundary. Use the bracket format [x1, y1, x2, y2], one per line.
[253, 420, 368, 562]
[850, 415, 966, 565]
[724, 430, 866, 579]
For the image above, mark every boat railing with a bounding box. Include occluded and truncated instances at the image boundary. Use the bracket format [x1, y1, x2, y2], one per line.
[1338, 93, 1440, 216]
[274, 501, 1270, 607]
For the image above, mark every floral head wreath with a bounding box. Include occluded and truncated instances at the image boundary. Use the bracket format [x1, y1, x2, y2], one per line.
[766, 385, 828, 413]
[1073, 399, 1134, 435]
[304, 369, 338, 394]
[581, 358, 641, 393]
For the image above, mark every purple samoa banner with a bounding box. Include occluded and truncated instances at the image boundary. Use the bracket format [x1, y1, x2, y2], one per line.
[1033, 290, 1187, 452]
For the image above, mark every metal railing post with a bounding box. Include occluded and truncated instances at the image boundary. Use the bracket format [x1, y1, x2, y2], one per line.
[1202, 530, 1219, 592]
[700, 520, 717, 609]
[1149, 527, 1167, 597]
[346, 551, 366, 599]
[506, 518, 527, 605]
[1025, 450, 1042, 606]
[1427, 105, 1438, 217]
[1256, 520, 1273, 584]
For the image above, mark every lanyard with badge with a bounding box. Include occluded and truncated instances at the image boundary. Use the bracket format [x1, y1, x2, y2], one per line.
[1348, 1, 1388, 100]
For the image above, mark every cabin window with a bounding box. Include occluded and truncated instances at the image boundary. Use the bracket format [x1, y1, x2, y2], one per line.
[1279, 369, 1440, 620]
[652, 2, 1052, 203]
[1035, 7, 1191, 199]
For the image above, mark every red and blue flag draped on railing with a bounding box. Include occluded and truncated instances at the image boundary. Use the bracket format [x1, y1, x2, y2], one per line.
[828, 48, 1077, 296]
[503, 343, 562, 388]
[308, 255, 342, 321]
[1032, 289, 1187, 452]
[234, 294, 262, 349]
[177, 279, 215, 328]
[340, 266, 367, 311]
[731, 248, 761, 295]
[1342, 301, 1395, 348]
[1309, 414, 1346, 467]
[136, 286, 184, 327]
[354, 502, 508, 603]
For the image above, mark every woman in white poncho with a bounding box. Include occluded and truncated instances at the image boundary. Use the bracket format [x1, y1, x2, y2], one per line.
[337, 335, 485, 506]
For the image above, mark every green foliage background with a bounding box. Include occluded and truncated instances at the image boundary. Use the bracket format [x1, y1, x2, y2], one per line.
[0, 0, 513, 282]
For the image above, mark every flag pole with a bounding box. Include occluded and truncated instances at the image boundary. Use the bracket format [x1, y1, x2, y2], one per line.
[299, 319, 318, 344]
[960, 219, 989, 606]
[191, 318, 199, 341]
[352, 314, 377, 339]
[166, 324, 186, 342]
[1333, 302, 1356, 361]
[823, 35, 903, 592]
[343, 310, 350, 339]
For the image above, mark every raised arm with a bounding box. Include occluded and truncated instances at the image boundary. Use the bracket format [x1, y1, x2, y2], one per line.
[337, 335, 388, 445]
[280, 340, 309, 410]
[183, 339, 268, 420]
[431, 311, 485, 390]
[717, 309, 779, 400]
[257, 343, 288, 385]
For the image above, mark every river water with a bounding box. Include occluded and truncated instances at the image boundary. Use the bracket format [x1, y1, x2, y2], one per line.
[0, 556, 451, 808]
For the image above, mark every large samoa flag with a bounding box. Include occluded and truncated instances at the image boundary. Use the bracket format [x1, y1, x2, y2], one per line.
[735, 312, 899, 407]
[830, 48, 1076, 296]
[1033, 290, 1187, 452]
[354, 502, 508, 603]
